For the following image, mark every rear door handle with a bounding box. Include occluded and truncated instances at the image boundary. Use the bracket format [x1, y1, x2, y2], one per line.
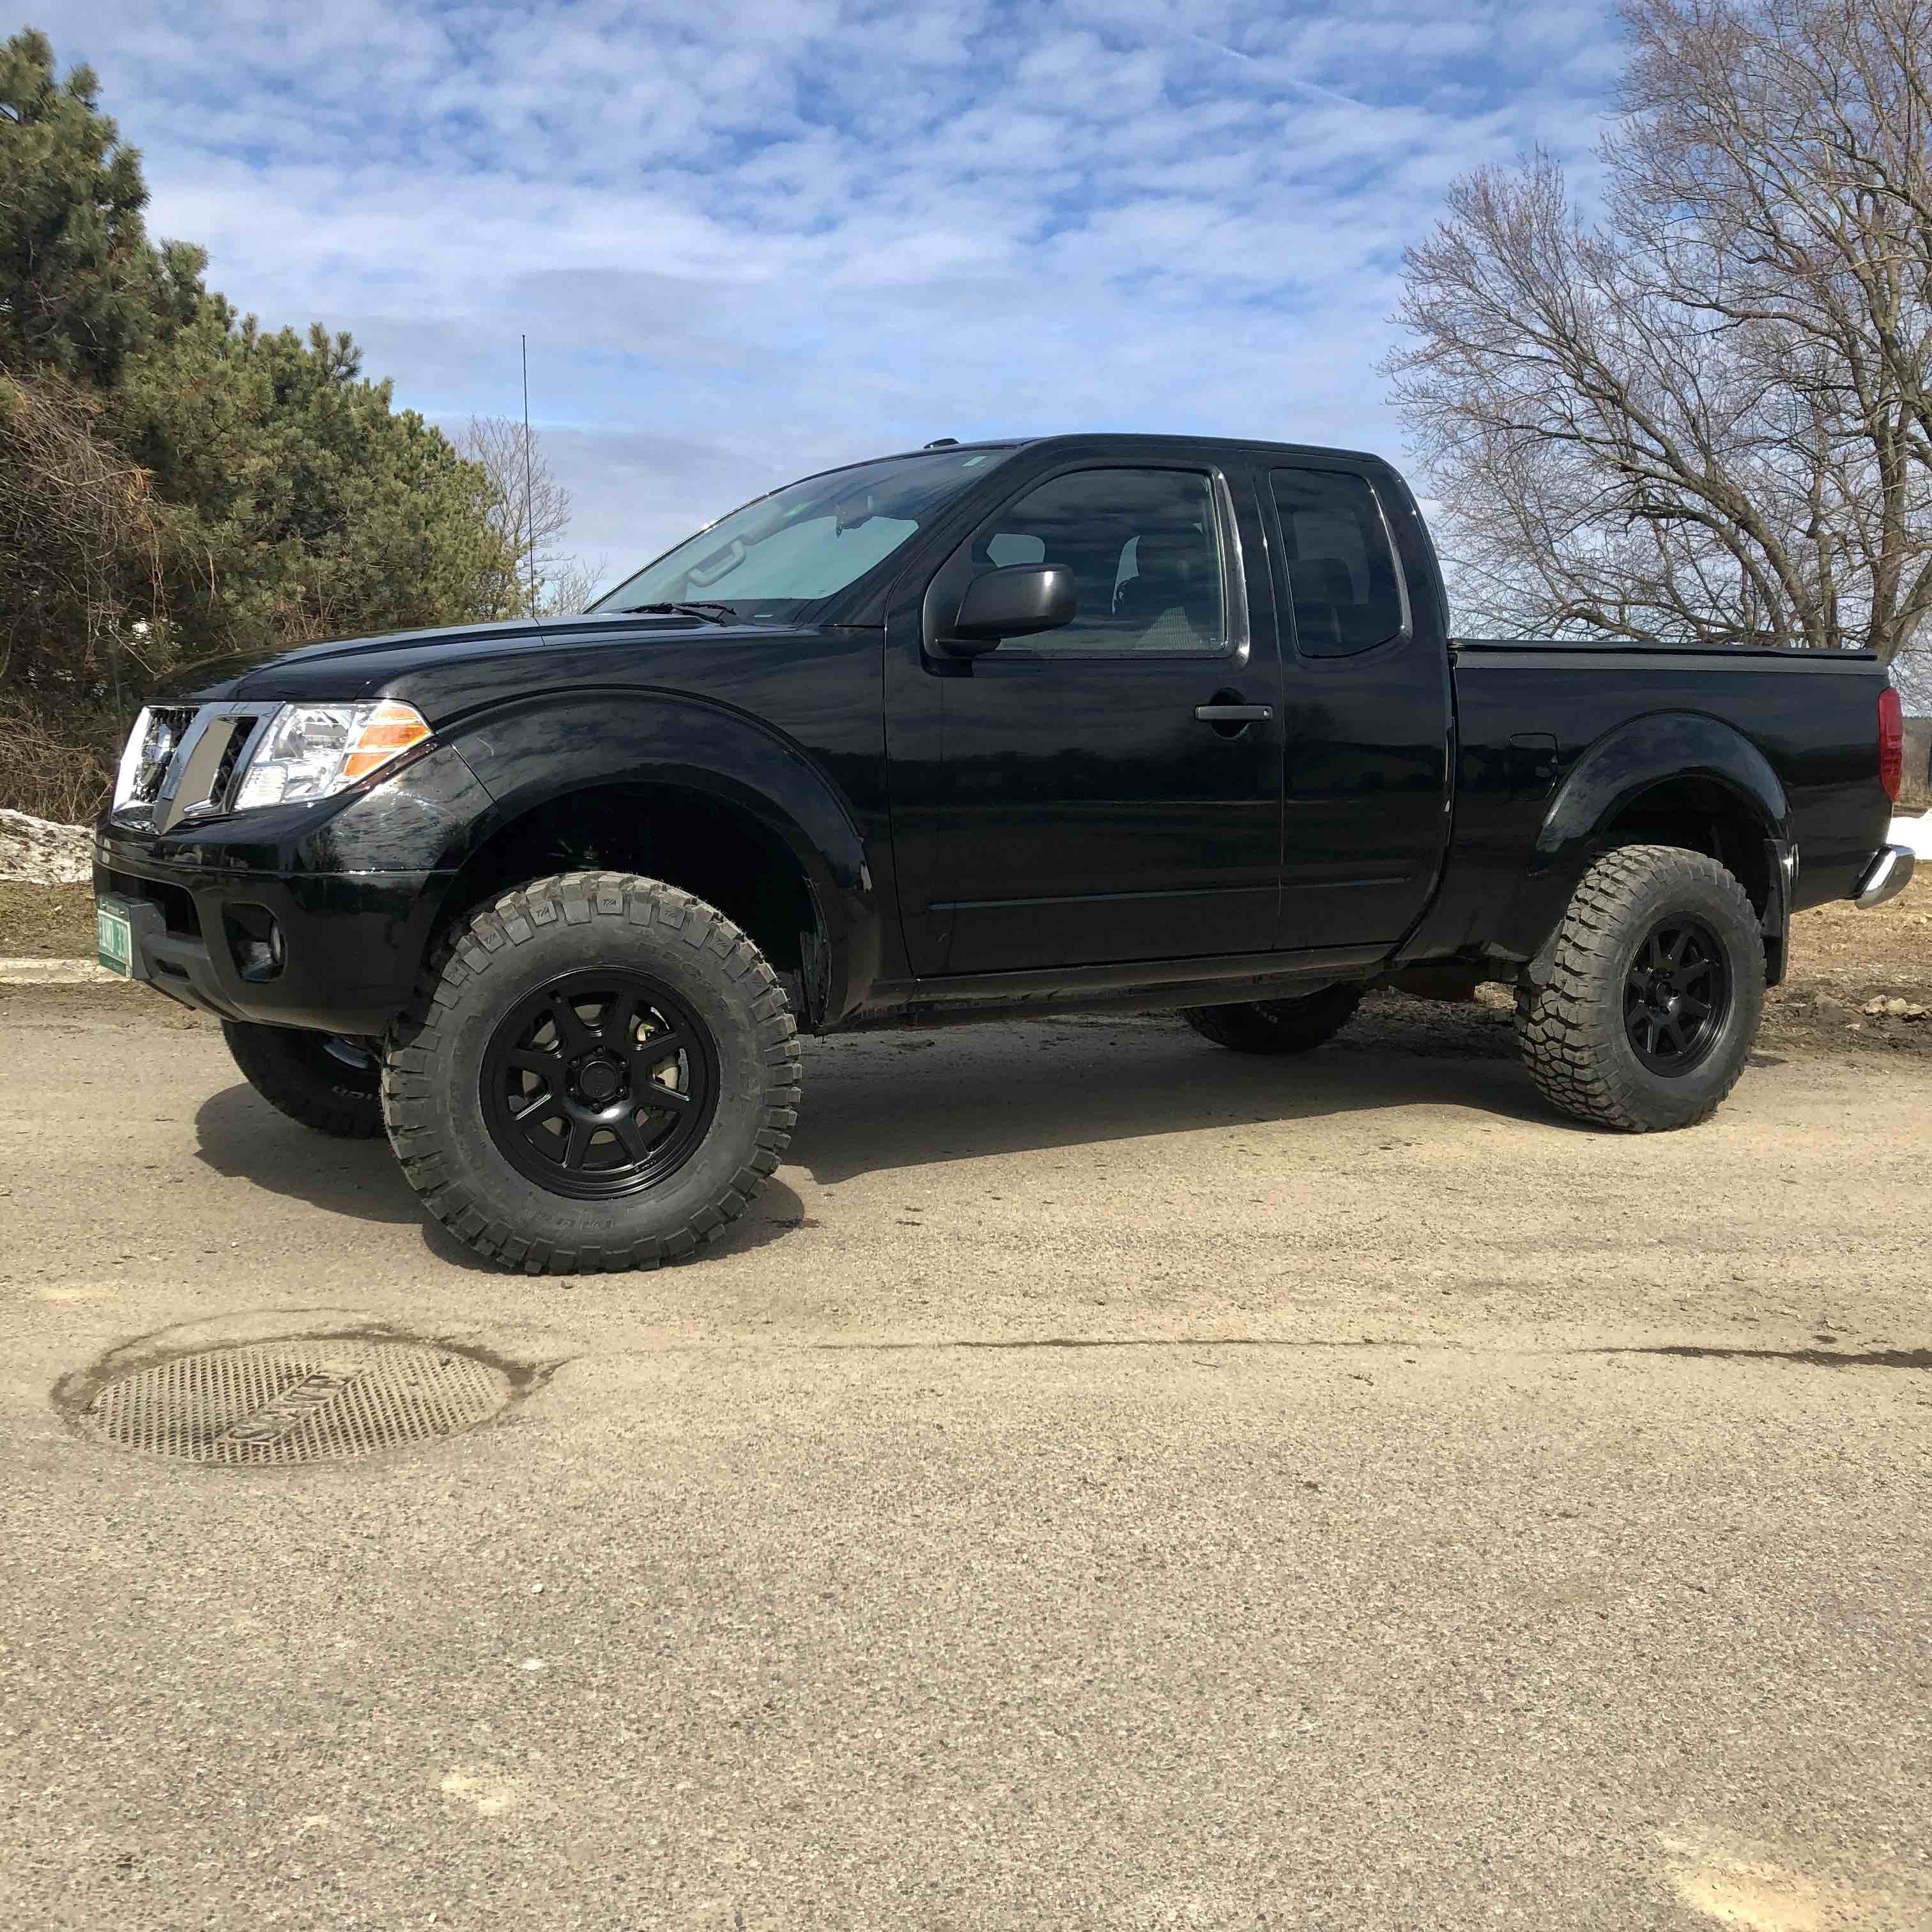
[1193, 704, 1272, 723]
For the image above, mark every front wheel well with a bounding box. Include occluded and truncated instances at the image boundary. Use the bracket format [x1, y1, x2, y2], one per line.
[433, 785, 825, 1017]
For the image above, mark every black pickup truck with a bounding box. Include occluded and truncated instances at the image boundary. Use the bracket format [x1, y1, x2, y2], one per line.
[96, 434, 1915, 1272]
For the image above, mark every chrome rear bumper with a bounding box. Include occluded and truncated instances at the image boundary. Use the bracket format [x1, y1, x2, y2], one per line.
[1855, 844, 1916, 908]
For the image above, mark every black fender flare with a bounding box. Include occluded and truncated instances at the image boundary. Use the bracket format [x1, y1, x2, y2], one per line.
[1499, 711, 1791, 975]
[434, 689, 879, 1020]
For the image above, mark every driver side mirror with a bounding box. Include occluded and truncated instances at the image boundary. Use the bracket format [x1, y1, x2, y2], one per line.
[941, 564, 1078, 654]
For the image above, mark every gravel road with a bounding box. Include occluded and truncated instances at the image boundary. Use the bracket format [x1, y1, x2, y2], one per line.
[2, 987, 1928, 1929]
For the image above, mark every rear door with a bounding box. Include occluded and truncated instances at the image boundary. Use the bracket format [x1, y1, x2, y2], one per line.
[1265, 462, 1453, 947]
[886, 456, 1285, 976]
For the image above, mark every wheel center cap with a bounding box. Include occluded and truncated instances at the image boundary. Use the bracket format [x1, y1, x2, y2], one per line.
[577, 1057, 625, 1104]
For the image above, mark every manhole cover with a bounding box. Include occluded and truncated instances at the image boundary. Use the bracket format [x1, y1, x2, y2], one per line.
[77, 1339, 511, 1464]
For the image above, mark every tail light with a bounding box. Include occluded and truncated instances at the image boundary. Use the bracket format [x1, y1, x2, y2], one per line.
[1879, 686, 1903, 802]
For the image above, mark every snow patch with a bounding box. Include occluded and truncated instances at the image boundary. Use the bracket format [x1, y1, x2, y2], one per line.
[0, 809, 93, 886]
[1888, 811, 1932, 859]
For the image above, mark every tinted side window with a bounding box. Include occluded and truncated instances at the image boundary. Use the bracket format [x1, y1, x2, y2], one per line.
[1270, 469, 1404, 657]
[965, 468, 1226, 656]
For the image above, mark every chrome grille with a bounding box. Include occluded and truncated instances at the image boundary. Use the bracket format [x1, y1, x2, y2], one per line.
[126, 706, 196, 806]
[209, 713, 263, 804]
[114, 703, 272, 829]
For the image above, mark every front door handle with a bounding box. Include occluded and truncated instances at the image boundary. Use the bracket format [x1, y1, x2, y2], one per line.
[1193, 703, 1272, 723]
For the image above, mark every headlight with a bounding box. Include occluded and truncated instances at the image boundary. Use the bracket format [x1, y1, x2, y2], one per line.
[233, 700, 432, 810]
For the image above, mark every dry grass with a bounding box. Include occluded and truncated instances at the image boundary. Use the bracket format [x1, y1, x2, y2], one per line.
[0, 700, 117, 824]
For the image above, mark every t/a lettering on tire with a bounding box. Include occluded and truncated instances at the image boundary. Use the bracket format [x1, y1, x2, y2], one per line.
[1516, 844, 1765, 1133]
[381, 871, 801, 1273]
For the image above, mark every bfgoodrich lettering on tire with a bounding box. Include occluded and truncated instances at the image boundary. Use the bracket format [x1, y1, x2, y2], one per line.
[381, 871, 801, 1273]
[1515, 844, 1765, 1133]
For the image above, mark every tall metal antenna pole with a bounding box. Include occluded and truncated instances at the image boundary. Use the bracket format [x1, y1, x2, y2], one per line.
[521, 334, 537, 611]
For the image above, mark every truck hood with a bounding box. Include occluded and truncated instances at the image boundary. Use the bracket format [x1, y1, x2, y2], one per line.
[157, 612, 741, 706]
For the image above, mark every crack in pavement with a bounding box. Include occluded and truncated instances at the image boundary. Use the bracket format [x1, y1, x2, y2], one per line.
[787, 1337, 1931, 1368]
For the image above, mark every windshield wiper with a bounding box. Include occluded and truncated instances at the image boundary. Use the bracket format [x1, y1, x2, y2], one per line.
[617, 601, 738, 624]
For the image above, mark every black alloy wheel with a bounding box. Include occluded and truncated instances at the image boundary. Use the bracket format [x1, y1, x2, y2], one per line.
[383, 870, 801, 1273]
[481, 970, 719, 1199]
[1623, 916, 1730, 1075]
[1516, 844, 1765, 1133]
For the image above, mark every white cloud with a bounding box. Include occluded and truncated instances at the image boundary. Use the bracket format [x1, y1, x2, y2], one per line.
[55, 0, 1624, 583]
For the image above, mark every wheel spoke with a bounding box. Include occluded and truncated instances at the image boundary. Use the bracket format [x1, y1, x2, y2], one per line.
[1678, 993, 1711, 1019]
[1666, 928, 1692, 968]
[512, 1091, 563, 1128]
[629, 1026, 689, 1071]
[548, 1000, 595, 1055]
[611, 1112, 653, 1159]
[629, 1027, 691, 1089]
[507, 1046, 563, 1078]
[638, 1080, 694, 1114]
[599, 990, 640, 1046]
[561, 1117, 595, 1169]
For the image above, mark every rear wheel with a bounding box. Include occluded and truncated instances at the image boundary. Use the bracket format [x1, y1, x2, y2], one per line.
[1180, 984, 1361, 1055]
[381, 871, 800, 1273]
[1515, 845, 1764, 1133]
[222, 1022, 384, 1138]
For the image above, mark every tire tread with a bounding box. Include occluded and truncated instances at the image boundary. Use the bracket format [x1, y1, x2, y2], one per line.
[382, 871, 801, 1272]
[1515, 844, 1760, 1133]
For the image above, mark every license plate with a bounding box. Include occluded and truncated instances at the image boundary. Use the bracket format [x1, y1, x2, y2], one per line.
[96, 900, 134, 977]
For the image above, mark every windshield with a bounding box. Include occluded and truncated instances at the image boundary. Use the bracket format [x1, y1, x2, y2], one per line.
[589, 446, 1017, 622]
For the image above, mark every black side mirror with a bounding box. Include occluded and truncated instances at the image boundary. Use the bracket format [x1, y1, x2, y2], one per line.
[944, 564, 1078, 652]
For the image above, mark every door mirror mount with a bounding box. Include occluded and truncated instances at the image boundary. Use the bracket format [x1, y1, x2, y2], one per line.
[937, 563, 1077, 656]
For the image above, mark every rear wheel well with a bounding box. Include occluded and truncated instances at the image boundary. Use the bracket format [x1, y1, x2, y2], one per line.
[1597, 779, 1774, 916]
[435, 785, 825, 1017]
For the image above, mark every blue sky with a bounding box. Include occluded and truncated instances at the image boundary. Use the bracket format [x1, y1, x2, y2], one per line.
[52, 0, 1625, 586]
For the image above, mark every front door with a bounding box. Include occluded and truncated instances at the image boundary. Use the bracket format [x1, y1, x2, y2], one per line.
[887, 461, 1284, 976]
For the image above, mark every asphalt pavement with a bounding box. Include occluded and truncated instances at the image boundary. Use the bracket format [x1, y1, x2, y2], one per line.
[2, 989, 1928, 1929]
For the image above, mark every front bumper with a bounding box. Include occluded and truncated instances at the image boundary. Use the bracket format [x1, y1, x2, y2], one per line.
[1855, 844, 1916, 910]
[95, 854, 450, 1036]
[93, 740, 491, 1034]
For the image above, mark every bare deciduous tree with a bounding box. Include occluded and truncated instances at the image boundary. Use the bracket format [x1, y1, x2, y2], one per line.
[1386, 0, 1932, 665]
[456, 415, 592, 618]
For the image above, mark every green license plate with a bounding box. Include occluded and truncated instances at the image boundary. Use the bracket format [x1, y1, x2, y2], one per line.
[96, 900, 134, 977]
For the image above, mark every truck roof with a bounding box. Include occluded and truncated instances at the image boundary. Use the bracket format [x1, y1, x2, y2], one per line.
[896, 431, 1393, 468]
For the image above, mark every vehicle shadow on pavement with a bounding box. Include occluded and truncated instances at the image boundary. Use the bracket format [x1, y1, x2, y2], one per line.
[191, 1080, 809, 1268]
[787, 1013, 1583, 1186]
[194, 1082, 422, 1225]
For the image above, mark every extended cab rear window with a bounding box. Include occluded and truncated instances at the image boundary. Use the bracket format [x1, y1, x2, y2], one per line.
[1271, 469, 1406, 657]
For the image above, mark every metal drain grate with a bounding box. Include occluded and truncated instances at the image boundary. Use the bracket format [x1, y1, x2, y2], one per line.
[79, 1340, 510, 1464]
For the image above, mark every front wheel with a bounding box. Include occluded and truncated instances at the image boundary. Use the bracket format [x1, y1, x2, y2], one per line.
[1516, 845, 1765, 1133]
[381, 873, 801, 1273]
